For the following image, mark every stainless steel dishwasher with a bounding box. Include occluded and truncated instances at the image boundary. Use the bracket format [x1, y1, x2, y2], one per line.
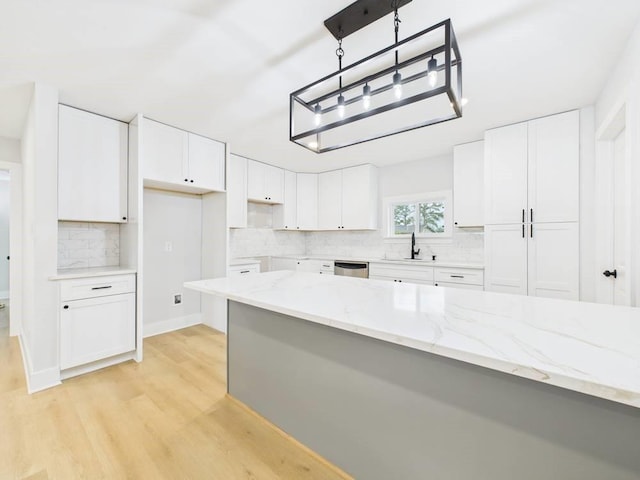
[334, 261, 369, 278]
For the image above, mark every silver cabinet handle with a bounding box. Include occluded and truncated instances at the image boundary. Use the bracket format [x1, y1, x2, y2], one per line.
[91, 286, 113, 290]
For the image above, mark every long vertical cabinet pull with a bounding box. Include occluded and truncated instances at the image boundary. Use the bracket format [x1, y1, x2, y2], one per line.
[522, 209, 525, 223]
[522, 224, 525, 238]
[530, 208, 533, 223]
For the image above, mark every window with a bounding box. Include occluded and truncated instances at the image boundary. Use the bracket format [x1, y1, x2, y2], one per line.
[385, 191, 452, 239]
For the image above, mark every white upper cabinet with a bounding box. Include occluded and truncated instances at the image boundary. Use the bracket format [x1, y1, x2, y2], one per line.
[143, 119, 188, 185]
[143, 118, 225, 194]
[527, 111, 579, 223]
[58, 105, 128, 223]
[247, 160, 284, 204]
[453, 141, 484, 227]
[187, 133, 226, 192]
[317, 164, 378, 230]
[318, 170, 343, 230]
[227, 154, 248, 229]
[484, 111, 579, 225]
[296, 173, 318, 230]
[273, 170, 297, 230]
[341, 165, 378, 230]
[484, 122, 528, 225]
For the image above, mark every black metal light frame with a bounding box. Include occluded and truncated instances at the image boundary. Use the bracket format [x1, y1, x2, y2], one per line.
[289, 11, 462, 154]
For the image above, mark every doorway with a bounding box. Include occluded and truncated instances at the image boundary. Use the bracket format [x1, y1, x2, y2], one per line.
[0, 170, 9, 336]
[596, 104, 632, 306]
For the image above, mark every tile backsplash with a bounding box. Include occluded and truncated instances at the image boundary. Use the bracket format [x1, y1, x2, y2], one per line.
[58, 222, 120, 269]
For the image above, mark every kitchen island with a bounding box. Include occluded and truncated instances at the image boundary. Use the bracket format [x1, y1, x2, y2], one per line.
[186, 271, 640, 480]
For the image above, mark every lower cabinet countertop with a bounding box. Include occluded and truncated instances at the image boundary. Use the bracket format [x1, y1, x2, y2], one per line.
[266, 255, 484, 270]
[185, 270, 640, 409]
[49, 266, 137, 281]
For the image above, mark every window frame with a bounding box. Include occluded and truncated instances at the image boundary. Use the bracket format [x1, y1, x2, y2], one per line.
[384, 190, 453, 240]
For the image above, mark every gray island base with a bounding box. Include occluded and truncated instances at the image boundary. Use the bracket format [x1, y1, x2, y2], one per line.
[228, 301, 640, 480]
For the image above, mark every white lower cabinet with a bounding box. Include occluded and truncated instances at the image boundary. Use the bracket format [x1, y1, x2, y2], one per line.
[369, 263, 434, 285]
[228, 263, 260, 276]
[59, 274, 136, 371]
[434, 267, 484, 290]
[485, 222, 579, 299]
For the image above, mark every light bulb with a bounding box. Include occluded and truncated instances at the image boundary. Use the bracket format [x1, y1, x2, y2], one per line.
[337, 94, 345, 118]
[427, 57, 438, 88]
[314, 104, 322, 126]
[393, 72, 402, 99]
[362, 84, 371, 110]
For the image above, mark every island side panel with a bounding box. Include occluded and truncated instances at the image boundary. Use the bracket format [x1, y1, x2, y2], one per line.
[227, 301, 640, 480]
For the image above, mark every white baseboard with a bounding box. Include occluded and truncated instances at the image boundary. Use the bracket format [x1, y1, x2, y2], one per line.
[143, 313, 202, 338]
[18, 333, 61, 394]
[61, 351, 136, 380]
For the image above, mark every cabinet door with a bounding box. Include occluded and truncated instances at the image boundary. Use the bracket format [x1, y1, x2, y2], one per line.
[296, 173, 318, 230]
[453, 141, 484, 227]
[228, 154, 247, 228]
[247, 160, 266, 201]
[58, 106, 128, 223]
[484, 123, 528, 225]
[484, 224, 528, 295]
[341, 164, 378, 230]
[273, 170, 297, 229]
[60, 293, 136, 369]
[528, 111, 579, 223]
[527, 222, 579, 300]
[318, 170, 343, 230]
[187, 133, 225, 191]
[265, 165, 284, 204]
[296, 259, 320, 273]
[143, 119, 188, 185]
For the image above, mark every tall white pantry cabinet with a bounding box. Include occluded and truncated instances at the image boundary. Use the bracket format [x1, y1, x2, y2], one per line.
[484, 110, 580, 300]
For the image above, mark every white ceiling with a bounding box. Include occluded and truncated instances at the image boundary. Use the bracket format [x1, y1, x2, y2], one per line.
[0, 0, 639, 172]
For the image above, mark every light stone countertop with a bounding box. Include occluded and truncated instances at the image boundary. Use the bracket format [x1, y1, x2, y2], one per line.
[185, 270, 640, 409]
[49, 266, 137, 280]
[229, 258, 262, 267]
[268, 254, 484, 269]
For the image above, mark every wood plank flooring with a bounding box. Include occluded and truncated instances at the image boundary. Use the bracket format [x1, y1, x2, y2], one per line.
[0, 325, 350, 480]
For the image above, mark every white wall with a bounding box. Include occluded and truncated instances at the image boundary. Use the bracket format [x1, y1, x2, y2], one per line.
[0, 176, 9, 297]
[20, 83, 60, 391]
[595, 17, 640, 305]
[0, 137, 21, 164]
[143, 188, 203, 336]
[305, 155, 484, 263]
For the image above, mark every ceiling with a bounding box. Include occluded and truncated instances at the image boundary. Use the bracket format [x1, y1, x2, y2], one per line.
[0, 0, 639, 172]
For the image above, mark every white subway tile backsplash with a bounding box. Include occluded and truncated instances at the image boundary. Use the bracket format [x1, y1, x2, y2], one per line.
[58, 222, 120, 269]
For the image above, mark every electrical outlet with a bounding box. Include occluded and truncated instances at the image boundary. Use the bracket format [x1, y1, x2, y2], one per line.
[173, 293, 182, 305]
[164, 241, 173, 252]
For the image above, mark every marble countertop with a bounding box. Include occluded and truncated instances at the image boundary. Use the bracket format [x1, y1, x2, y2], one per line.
[50, 266, 137, 280]
[268, 255, 484, 270]
[185, 271, 640, 409]
[229, 258, 262, 266]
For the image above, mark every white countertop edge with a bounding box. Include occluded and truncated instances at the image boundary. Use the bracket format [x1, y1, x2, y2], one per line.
[265, 255, 484, 270]
[50, 266, 137, 280]
[185, 280, 640, 409]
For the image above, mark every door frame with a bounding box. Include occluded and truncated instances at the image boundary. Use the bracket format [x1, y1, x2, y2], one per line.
[0, 161, 23, 336]
[594, 101, 631, 305]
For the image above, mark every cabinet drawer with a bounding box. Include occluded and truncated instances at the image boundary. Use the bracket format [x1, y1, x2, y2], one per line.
[369, 263, 434, 282]
[60, 293, 136, 369]
[435, 281, 484, 291]
[434, 268, 484, 286]
[229, 264, 260, 276]
[369, 275, 433, 286]
[60, 274, 136, 301]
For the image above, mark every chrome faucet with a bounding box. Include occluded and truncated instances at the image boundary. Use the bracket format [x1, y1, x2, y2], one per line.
[411, 232, 420, 259]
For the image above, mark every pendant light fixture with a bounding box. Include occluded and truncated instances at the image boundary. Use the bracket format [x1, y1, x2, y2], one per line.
[290, 0, 463, 153]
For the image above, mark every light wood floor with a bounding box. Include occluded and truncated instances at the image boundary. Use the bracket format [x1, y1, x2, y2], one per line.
[0, 325, 349, 479]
